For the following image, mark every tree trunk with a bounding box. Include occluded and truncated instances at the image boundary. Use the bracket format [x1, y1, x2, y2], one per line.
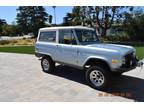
[101, 28, 107, 37]
[95, 27, 101, 37]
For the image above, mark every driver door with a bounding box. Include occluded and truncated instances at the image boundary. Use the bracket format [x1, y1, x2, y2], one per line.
[55, 29, 78, 65]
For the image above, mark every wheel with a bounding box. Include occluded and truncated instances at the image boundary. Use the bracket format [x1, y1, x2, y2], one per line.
[41, 56, 55, 73]
[85, 66, 111, 90]
[112, 72, 123, 76]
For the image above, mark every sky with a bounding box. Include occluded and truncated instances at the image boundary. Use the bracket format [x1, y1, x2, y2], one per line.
[0, 6, 73, 24]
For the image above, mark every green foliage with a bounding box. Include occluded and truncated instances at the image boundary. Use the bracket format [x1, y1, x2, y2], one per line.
[104, 32, 130, 42]
[123, 10, 144, 41]
[63, 6, 132, 37]
[135, 47, 144, 59]
[16, 6, 49, 37]
[0, 18, 7, 35]
[1, 24, 20, 36]
[63, 6, 82, 26]
[0, 18, 20, 36]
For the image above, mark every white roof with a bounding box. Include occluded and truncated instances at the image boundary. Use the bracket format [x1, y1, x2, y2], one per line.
[39, 26, 94, 31]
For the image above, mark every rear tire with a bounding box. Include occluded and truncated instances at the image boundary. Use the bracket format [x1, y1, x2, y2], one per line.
[41, 56, 55, 73]
[86, 66, 111, 90]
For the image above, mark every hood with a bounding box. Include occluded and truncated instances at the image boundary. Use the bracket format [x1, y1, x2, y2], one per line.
[86, 43, 135, 55]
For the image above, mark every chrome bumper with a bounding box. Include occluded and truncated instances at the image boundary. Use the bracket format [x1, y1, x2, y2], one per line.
[113, 58, 144, 73]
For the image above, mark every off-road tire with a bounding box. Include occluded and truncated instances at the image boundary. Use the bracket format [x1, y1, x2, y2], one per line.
[86, 66, 111, 90]
[41, 56, 55, 73]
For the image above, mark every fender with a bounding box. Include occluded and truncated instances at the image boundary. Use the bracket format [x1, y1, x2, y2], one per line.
[83, 56, 111, 70]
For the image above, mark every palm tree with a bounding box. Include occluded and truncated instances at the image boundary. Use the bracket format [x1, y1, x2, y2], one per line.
[0, 19, 6, 35]
[52, 6, 56, 25]
[0, 19, 6, 25]
[63, 6, 82, 26]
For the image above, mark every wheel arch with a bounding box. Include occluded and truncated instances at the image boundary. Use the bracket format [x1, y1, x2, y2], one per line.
[37, 52, 53, 60]
[84, 57, 111, 72]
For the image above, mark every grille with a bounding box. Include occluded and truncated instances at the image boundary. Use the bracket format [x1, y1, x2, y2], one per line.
[123, 52, 137, 68]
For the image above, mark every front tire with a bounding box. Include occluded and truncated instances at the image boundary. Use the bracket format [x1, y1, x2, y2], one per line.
[41, 56, 55, 73]
[86, 66, 111, 90]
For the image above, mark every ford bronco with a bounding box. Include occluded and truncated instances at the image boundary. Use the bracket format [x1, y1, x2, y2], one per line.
[35, 26, 140, 90]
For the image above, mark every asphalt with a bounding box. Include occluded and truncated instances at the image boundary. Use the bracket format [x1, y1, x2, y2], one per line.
[0, 53, 144, 102]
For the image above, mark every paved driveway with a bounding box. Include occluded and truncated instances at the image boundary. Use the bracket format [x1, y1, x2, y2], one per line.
[0, 53, 144, 102]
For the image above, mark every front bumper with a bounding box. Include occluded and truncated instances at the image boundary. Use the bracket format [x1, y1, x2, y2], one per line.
[112, 52, 139, 73]
[113, 65, 137, 73]
[113, 59, 144, 73]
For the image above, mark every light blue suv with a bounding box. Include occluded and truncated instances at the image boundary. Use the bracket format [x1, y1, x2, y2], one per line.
[35, 26, 139, 90]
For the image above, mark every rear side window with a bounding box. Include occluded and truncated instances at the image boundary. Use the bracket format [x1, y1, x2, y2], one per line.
[39, 31, 56, 42]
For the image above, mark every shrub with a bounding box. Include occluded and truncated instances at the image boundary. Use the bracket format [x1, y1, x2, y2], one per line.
[0, 40, 10, 45]
[101, 32, 130, 42]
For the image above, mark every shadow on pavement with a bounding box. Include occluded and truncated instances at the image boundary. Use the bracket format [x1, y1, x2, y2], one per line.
[47, 65, 144, 102]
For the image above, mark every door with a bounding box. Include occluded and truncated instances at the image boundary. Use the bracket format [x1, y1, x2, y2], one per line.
[37, 31, 57, 57]
[55, 29, 78, 65]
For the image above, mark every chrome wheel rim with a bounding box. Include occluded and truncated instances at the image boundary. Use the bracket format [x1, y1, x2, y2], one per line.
[90, 70, 105, 87]
[42, 59, 49, 71]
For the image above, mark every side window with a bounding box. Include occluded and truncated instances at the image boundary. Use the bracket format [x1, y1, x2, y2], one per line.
[39, 31, 56, 42]
[59, 30, 77, 45]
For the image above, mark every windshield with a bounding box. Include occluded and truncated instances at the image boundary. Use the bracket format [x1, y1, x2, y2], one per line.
[75, 29, 99, 45]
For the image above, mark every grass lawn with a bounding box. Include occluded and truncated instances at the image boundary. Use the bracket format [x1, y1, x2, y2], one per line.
[0, 45, 143, 59]
[0, 46, 35, 54]
[135, 47, 144, 59]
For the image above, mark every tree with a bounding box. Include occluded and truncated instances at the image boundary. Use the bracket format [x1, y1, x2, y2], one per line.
[16, 6, 49, 37]
[87, 6, 132, 36]
[52, 6, 56, 25]
[0, 19, 6, 25]
[63, 6, 82, 26]
[1, 24, 20, 36]
[16, 7, 29, 35]
[63, 13, 74, 26]
[49, 15, 53, 24]
[63, 6, 133, 37]
[0, 18, 7, 35]
[123, 8, 144, 41]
